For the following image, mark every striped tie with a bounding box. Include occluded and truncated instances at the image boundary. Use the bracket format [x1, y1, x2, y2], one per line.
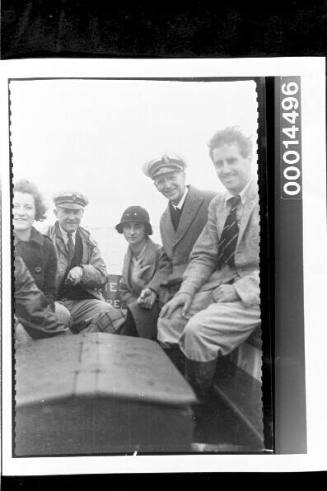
[217, 195, 241, 269]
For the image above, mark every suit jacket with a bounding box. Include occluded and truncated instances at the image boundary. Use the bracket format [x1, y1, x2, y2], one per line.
[147, 185, 216, 301]
[46, 222, 108, 301]
[119, 237, 162, 304]
[179, 179, 260, 307]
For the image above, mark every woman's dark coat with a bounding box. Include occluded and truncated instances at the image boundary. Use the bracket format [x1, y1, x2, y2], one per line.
[14, 226, 57, 308]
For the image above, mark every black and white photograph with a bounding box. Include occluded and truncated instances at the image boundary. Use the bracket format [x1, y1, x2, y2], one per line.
[10, 75, 263, 454]
[1, 58, 326, 474]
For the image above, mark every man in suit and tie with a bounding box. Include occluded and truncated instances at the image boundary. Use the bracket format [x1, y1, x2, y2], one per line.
[120, 154, 216, 341]
[47, 192, 122, 334]
[158, 127, 261, 400]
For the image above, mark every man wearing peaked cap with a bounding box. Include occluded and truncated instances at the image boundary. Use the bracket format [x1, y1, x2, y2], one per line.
[53, 191, 89, 209]
[46, 191, 123, 334]
[142, 153, 187, 181]
[120, 153, 216, 344]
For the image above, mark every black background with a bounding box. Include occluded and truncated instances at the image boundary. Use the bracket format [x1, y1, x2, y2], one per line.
[2, 0, 327, 59]
[1, 0, 326, 487]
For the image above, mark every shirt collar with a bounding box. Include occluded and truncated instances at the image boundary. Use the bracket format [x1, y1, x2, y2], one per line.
[224, 177, 253, 206]
[59, 224, 76, 244]
[171, 186, 189, 210]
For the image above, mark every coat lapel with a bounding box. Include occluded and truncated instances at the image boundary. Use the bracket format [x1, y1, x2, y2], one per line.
[52, 222, 67, 256]
[122, 246, 133, 291]
[217, 202, 229, 239]
[236, 180, 259, 249]
[143, 238, 159, 265]
[161, 207, 176, 254]
[173, 186, 203, 247]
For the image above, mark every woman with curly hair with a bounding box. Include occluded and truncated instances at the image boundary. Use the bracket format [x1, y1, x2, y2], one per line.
[13, 179, 70, 328]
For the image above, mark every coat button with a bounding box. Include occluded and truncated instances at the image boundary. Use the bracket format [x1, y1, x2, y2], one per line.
[35, 266, 42, 273]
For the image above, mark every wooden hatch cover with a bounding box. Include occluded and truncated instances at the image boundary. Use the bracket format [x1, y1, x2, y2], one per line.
[15, 333, 197, 455]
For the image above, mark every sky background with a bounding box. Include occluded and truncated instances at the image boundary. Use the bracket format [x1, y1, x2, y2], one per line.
[10, 78, 258, 273]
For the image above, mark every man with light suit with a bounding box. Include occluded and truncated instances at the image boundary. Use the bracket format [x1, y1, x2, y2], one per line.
[158, 128, 261, 400]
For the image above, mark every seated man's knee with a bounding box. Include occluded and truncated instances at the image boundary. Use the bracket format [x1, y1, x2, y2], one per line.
[157, 308, 187, 345]
[90, 302, 125, 333]
[183, 316, 202, 341]
[179, 316, 211, 361]
[157, 316, 169, 341]
[96, 300, 116, 314]
[55, 302, 71, 327]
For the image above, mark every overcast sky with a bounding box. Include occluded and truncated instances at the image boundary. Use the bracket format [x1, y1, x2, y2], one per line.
[10, 78, 258, 233]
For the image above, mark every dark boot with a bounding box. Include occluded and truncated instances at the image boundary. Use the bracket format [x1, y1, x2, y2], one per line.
[160, 343, 186, 375]
[185, 358, 217, 403]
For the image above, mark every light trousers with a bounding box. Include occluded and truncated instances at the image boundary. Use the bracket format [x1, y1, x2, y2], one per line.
[157, 289, 260, 362]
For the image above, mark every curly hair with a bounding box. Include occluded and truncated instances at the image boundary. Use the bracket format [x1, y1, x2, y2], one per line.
[208, 126, 253, 160]
[14, 179, 47, 221]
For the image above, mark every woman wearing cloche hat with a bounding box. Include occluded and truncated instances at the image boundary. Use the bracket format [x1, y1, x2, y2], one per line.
[115, 206, 162, 338]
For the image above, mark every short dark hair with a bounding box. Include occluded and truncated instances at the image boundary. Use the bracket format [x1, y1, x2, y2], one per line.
[208, 126, 253, 160]
[14, 179, 47, 221]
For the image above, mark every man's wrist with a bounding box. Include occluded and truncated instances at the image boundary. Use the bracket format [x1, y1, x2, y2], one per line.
[178, 286, 196, 298]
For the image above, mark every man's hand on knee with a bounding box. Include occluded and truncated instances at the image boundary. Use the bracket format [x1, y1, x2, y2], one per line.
[159, 293, 192, 319]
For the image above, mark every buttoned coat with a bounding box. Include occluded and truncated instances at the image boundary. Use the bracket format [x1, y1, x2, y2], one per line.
[14, 227, 57, 308]
[46, 222, 108, 301]
[14, 256, 68, 340]
[148, 185, 216, 303]
[179, 178, 260, 306]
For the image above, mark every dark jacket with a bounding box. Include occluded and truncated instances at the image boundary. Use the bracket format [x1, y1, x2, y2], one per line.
[14, 256, 68, 339]
[147, 185, 216, 303]
[14, 227, 57, 308]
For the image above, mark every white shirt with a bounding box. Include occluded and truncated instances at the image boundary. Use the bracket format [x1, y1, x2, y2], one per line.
[223, 178, 254, 224]
[59, 225, 76, 247]
[171, 187, 189, 211]
[224, 177, 253, 206]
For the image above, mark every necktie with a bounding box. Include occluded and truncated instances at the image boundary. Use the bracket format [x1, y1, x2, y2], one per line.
[217, 195, 241, 269]
[170, 204, 182, 230]
[66, 232, 75, 264]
